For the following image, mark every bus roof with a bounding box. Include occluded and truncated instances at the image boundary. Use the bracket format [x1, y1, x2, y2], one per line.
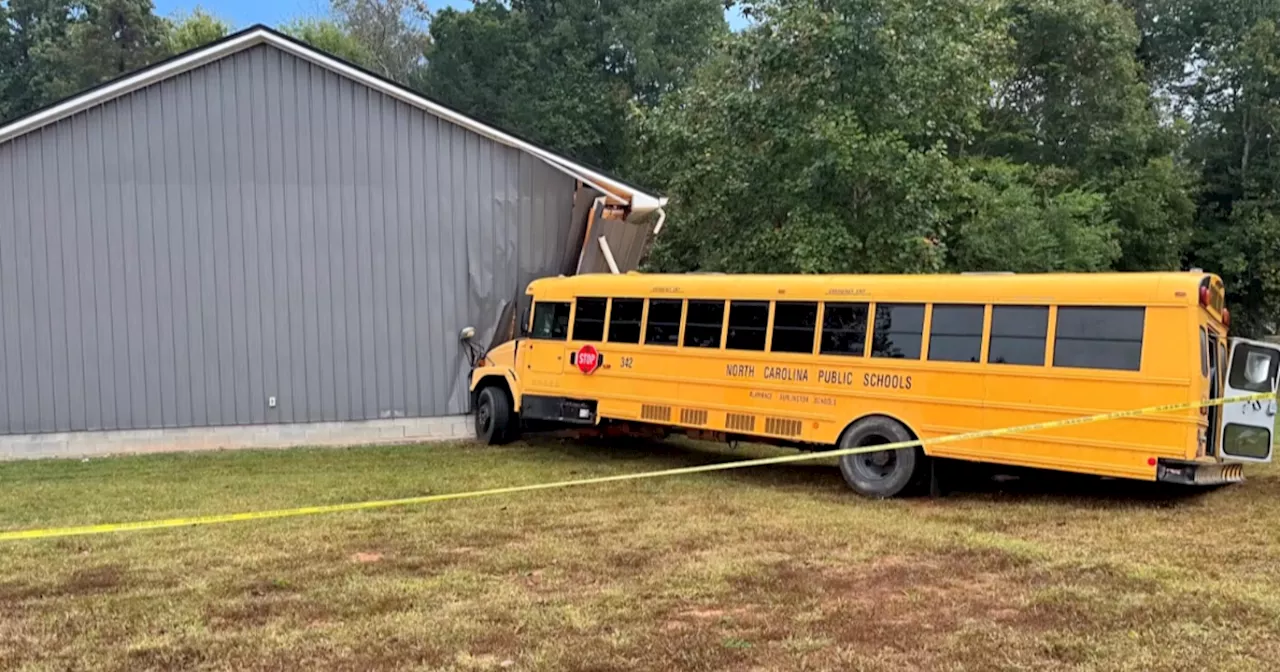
[526, 272, 1217, 307]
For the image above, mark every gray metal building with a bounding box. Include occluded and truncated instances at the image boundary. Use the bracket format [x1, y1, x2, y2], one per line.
[0, 26, 662, 454]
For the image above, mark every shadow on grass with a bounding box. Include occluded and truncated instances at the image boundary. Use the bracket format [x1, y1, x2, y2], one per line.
[929, 460, 1222, 506]
[515, 432, 1225, 507]
[519, 433, 849, 493]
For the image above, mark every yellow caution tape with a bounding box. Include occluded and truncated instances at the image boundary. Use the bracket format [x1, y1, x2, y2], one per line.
[1, 391, 1275, 543]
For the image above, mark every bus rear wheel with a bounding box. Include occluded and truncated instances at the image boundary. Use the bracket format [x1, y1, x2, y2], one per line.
[475, 386, 516, 445]
[837, 416, 923, 498]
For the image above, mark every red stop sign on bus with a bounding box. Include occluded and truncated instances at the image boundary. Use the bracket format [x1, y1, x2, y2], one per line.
[576, 344, 600, 374]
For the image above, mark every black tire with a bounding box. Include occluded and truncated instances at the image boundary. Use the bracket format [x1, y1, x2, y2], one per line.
[837, 416, 924, 498]
[475, 386, 515, 445]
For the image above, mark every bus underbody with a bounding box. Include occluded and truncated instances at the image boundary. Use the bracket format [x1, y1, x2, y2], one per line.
[512, 393, 1249, 492]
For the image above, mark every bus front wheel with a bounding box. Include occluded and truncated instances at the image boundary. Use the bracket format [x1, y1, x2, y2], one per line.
[475, 386, 516, 445]
[837, 416, 923, 498]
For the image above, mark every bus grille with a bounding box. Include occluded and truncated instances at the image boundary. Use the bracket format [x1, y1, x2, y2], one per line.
[680, 408, 709, 426]
[641, 404, 672, 422]
[725, 413, 755, 432]
[765, 417, 803, 437]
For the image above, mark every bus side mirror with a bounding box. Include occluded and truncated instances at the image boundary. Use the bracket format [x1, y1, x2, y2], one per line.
[519, 308, 530, 337]
[459, 326, 476, 341]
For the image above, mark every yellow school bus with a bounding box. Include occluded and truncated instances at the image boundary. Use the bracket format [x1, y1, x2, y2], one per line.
[464, 272, 1280, 497]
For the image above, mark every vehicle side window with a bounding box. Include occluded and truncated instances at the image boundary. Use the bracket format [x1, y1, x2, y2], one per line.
[530, 301, 571, 340]
[607, 298, 643, 343]
[771, 302, 818, 354]
[928, 305, 984, 363]
[644, 299, 683, 346]
[1199, 327, 1209, 377]
[1053, 307, 1145, 371]
[726, 301, 769, 351]
[1227, 343, 1280, 393]
[821, 303, 869, 356]
[871, 303, 925, 359]
[683, 300, 725, 348]
[572, 298, 607, 341]
[989, 306, 1049, 366]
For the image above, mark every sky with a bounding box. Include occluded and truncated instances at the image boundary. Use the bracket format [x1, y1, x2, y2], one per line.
[153, 0, 750, 32]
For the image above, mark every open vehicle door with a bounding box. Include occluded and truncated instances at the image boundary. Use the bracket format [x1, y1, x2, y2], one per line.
[1219, 338, 1280, 462]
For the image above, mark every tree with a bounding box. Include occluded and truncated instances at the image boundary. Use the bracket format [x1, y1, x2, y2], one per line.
[949, 161, 1120, 273]
[983, 0, 1162, 172]
[32, 0, 169, 101]
[330, 0, 428, 82]
[281, 18, 376, 68]
[635, 0, 1123, 276]
[0, 0, 75, 122]
[419, 0, 727, 174]
[1124, 0, 1280, 333]
[1184, 12, 1280, 335]
[165, 7, 230, 54]
[980, 0, 1195, 273]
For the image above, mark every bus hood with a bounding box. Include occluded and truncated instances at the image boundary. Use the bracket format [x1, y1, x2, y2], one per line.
[484, 340, 517, 370]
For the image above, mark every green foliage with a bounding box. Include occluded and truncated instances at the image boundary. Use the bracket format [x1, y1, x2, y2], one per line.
[950, 160, 1120, 273]
[1181, 11, 1280, 334]
[0, 0, 203, 122]
[165, 7, 230, 54]
[418, 0, 727, 172]
[0, 0, 76, 122]
[280, 19, 377, 68]
[1195, 203, 1280, 337]
[329, 0, 428, 83]
[1106, 157, 1196, 271]
[32, 0, 170, 101]
[984, 0, 1161, 171]
[637, 0, 1127, 278]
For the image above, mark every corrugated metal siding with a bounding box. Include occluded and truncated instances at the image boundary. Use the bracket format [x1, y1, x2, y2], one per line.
[0, 44, 578, 434]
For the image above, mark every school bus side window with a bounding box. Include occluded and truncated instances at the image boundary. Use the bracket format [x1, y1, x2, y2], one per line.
[820, 303, 869, 356]
[1053, 307, 1145, 371]
[871, 303, 925, 359]
[989, 306, 1049, 365]
[572, 298, 607, 341]
[771, 302, 818, 353]
[530, 302, 571, 340]
[683, 300, 725, 348]
[927, 305, 984, 363]
[726, 301, 769, 351]
[645, 299, 683, 346]
[608, 298, 643, 343]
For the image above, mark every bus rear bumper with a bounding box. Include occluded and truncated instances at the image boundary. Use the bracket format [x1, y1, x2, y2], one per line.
[1156, 460, 1245, 486]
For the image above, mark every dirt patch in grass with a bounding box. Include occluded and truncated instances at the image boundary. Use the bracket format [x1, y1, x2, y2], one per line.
[0, 580, 38, 604]
[205, 593, 337, 630]
[0, 564, 128, 604]
[67, 563, 126, 590]
[718, 550, 1044, 652]
[124, 643, 211, 671]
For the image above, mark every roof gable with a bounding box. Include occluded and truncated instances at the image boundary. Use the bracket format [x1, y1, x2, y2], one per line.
[0, 25, 662, 217]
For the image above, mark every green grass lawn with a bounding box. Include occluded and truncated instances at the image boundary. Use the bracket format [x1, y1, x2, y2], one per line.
[2, 436, 1280, 671]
